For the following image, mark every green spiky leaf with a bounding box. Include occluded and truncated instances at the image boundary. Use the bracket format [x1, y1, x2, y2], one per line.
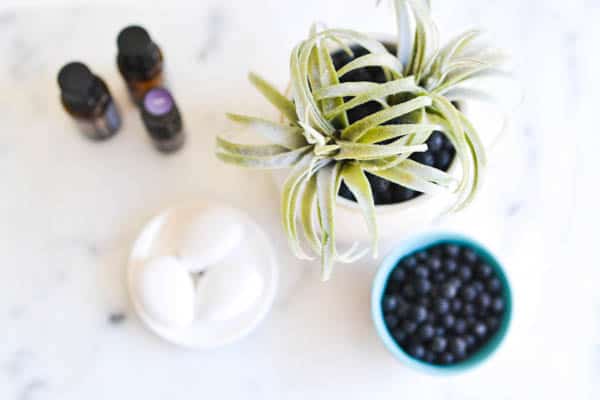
[341, 163, 378, 257]
[249, 72, 298, 123]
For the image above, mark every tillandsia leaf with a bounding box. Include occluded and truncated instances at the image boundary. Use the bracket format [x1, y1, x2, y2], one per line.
[366, 162, 447, 195]
[401, 159, 457, 189]
[314, 82, 380, 100]
[404, 110, 435, 144]
[226, 113, 308, 149]
[323, 77, 420, 120]
[424, 110, 470, 192]
[299, 174, 321, 254]
[321, 34, 355, 58]
[292, 28, 393, 135]
[444, 57, 492, 72]
[360, 155, 411, 171]
[435, 62, 489, 88]
[341, 163, 378, 258]
[314, 144, 340, 157]
[290, 43, 311, 128]
[281, 154, 319, 260]
[297, 118, 327, 146]
[216, 145, 311, 169]
[434, 64, 501, 95]
[309, 157, 332, 179]
[336, 53, 404, 80]
[398, 0, 438, 79]
[248, 72, 298, 123]
[394, 0, 413, 65]
[317, 36, 349, 128]
[313, 29, 391, 55]
[428, 93, 474, 208]
[309, 22, 320, 38]
[291, 43, 335, 135]
[358, 123, 437, 144]
[216, 137, 288, 156]
[342, 96, 432, 142]
[410, 0, 438, 48]
[459, 48, 507, 66]
[457, 111, 486, 208]
[316, 163, 342, 281]
[443, 87, 497, 104]
[295, 31, 371, 135]
[308, 22, 354, 55]
[336, 243, 371, 263]
[335, 140, 427, 161]
[408, 23, 426, 82]
[458, 110, 487, 167]
[424, 37, 506, 92]
[435, 30, 481, 71]
[307, 45, 322, 95]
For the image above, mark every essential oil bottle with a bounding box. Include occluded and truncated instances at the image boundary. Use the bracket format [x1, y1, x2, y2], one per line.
[141, 88, 184, 153]
[57, 62, 122, 140]
[117, 25, 164, 103]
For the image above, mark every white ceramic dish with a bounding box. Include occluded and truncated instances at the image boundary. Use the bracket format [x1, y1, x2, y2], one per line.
[127, 202, 278, 349]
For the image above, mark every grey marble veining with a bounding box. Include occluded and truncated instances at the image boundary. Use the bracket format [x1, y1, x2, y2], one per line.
[196, 7, 227, 62]
[0, 10, 16, 26]
[0, 1, 597, 399]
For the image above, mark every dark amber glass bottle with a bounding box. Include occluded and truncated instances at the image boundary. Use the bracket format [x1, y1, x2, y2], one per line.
[57, 62, 121, 140]
[117, 26, 164, 103]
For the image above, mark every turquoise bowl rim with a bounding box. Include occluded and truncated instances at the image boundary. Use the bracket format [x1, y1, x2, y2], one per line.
[371, 231, 512, 374]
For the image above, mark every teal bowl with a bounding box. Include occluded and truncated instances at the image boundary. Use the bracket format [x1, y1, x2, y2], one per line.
[371, 232, 512, 374]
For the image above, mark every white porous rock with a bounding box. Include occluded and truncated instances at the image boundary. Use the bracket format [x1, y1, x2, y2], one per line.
[195, 257, 265, 321]
[177, 206, 245, 273]
[137, 256, 196, 328]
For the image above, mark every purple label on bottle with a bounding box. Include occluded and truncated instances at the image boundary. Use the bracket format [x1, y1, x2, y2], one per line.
[104, 101, 122, 132]
[144, 88, 174, 116]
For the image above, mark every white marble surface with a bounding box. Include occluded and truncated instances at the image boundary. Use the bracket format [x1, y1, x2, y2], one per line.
[0, 0, 598, 398]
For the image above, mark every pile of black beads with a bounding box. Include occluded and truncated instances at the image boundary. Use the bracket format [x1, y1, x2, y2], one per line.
[330, 45, 456, 205]
[381, 242, 507, 365]
[338, 131, 455, 205]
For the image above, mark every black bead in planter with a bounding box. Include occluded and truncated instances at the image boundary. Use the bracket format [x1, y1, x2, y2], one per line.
[331, 45, 457, 205]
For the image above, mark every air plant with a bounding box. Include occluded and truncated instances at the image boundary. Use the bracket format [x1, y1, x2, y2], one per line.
[216, 0, 503, 280]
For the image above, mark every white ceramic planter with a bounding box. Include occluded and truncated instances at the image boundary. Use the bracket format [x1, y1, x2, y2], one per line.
[272, 161, 457, 245]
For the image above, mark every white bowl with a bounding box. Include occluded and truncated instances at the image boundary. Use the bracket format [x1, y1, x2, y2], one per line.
[127, 202, 278, 349]
[272, 164, 457, 245]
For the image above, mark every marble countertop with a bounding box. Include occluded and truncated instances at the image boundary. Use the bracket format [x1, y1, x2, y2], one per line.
[0, 0, 597, 399]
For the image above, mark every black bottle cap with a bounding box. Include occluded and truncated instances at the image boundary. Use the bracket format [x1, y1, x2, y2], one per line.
[58, 62, 109, 114]
[141, 88, 182, 140]
[117, 25, 162, 80]
[58, 62, 94, 94]
[117, 26, 153, 55]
